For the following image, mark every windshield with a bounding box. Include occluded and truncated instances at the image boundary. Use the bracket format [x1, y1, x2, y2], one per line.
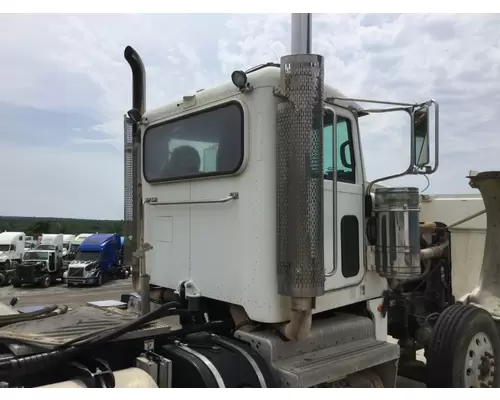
[75, 251, 101, 261]
[69, 244, 79, 253]
[38, 244, 55, 250]
[24, 251, 49, 260]
[0, 245, 10, 252]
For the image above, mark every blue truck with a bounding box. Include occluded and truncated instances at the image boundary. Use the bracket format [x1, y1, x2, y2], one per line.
[65, 233, 128, 286]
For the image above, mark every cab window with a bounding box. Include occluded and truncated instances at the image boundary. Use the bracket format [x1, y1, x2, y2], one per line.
[143, 103, 244, 182]
[323, 110, 356, 184]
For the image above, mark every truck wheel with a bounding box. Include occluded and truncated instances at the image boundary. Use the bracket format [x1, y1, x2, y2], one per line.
[0, 273, 5, 286]
[96, 274, 103, 287]
[426, 304, 500, 388]
[40, 274, 51, 289]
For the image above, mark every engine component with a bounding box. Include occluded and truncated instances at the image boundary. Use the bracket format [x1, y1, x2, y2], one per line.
[135, 351, 172, 388]
[373, 187, 421, 281]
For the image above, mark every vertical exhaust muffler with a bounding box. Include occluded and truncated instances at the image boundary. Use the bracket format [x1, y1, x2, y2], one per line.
[276, 54, 326, 340]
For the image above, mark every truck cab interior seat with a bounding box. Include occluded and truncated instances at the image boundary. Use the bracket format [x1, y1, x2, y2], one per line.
[166, 145, 201, 177]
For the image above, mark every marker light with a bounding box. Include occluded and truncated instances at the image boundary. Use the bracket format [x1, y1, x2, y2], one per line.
[231, 70, 248, 90]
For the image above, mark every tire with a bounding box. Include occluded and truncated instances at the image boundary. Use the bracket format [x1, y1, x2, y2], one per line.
[40, 274, 51, 289]
[426, 304, 500, 388]
[12, 280, 21, 288]
[96, 273, 103, 287]
[0, 273, 5, 286]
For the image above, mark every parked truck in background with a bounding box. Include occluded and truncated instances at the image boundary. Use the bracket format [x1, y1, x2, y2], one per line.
[24, 236, 37, 250]
[62, 234, 76, 258]
[0, 232, 25, 286]
[13, 233, 65, 288]
[66, 233, 128, 286]
[64, 233, 92, 267]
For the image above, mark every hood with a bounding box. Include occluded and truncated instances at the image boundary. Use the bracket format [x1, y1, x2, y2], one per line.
[69, 260, 98, 268]
[22, 259, 47, 266]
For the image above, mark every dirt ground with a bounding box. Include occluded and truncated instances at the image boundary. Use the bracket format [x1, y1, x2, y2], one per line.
[0, 278, 134, 310]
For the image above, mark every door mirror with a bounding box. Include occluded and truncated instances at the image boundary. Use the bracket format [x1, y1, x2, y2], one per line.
[412, 106, 430, 167]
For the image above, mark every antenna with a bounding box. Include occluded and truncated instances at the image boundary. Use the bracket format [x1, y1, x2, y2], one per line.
[291, 13, 312, 54]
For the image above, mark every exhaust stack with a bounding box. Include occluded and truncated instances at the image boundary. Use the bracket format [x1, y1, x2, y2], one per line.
[123, 46, 146, 294]
[276, 44, 326, 340]
[276, 13, 325, 342]
[463, 171, 500, 318]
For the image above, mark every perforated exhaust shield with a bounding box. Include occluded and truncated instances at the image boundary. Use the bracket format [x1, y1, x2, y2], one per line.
[123, 115, 136, 268]
[276, 54, 325, 298]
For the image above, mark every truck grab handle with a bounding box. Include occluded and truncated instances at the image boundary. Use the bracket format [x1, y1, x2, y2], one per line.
[144, 192, 239, 206]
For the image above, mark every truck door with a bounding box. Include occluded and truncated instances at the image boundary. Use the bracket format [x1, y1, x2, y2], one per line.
[323, 106, 365, 291]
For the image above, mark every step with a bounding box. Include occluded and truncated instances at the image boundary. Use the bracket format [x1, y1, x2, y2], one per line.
[236, 312, 400, 387]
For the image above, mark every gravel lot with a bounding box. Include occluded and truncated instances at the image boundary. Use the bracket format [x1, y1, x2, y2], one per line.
[0, 278, 134, 310]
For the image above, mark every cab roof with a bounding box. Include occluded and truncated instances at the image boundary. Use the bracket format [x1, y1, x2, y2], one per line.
[144, 64, 362, 125]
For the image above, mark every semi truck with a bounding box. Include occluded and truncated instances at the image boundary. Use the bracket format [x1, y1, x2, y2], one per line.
[0, 232, 25, 286]
[0, 13, 498, 389]
[12, 233, 65, 288]
[65, 233, 127, 286]
[24, 236, 37, 250]
[62, 234, 76, 257]
[63, 233, 92, 267]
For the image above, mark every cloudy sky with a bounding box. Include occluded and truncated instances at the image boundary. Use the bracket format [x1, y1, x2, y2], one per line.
[0, 13, 499, 220]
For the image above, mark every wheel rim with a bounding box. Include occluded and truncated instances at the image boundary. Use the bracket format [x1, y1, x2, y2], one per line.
[44, 277, 50, 286]
[464, 332, 496, 388]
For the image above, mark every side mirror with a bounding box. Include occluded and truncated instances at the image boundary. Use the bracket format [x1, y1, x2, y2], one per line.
[412, 106, 430, 167]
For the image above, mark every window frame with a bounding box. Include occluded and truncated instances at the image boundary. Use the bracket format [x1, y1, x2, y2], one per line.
[323, 110, 357, 184]
[142, 101, 245, 184]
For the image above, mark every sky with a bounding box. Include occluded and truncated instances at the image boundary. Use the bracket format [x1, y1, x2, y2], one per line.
[0, 13, 499, 220]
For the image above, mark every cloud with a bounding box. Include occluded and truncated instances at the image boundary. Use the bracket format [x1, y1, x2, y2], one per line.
[0, 13, 499, 219]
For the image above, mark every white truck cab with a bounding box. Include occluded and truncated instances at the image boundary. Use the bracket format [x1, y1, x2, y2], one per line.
[62, 234, 76, 257]
[121, 39, 442, 387]
[0, 232, 25, 285]
[69, 233, 92, 254]
[140, 66, 384, 323]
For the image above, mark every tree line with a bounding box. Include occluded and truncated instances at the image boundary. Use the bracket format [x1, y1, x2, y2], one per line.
[0, 216, 123, 237]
